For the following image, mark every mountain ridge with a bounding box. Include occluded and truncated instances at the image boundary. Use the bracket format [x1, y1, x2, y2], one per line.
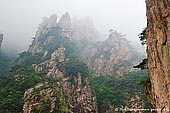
[0, 12, 148, 113]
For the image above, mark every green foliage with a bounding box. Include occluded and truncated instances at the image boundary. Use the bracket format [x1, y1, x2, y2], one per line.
[31, 97, 66, 113]
[0, 25, 89, 112]
[138, 28, 147, 45]
[114, 60, 132, 71]
[134, 59, 147, 70]
[41, 27, 77, 59]
[63, 58, 90, 77]
[15, 52, 43, 67]
[134, 28, 147, 70]
[139, 77, 151, 86]
[0, 64, 65, 113]
[32, 99, 51, 113]
[90, 70, 149, 108]
[0, 67, 48, 113]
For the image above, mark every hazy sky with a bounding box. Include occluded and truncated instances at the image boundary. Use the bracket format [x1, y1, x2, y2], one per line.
[0, 0, 146, 52]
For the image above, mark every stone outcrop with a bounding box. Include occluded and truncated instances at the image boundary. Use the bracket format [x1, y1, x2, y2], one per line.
[28, 14, 57, 54]
[24, 59, 97, 113]
[127, 94, 144, 113]
[35, 14, 57, 39]
[23, 74, 97, 113]
[51, 47, 65, 62]
[28, 12, 72, 54]
[0, 34, 3, 47]
[58, 12, 71, 38]
[146, 0, 170, 112]
[71, 17, 101, 42]
[25, 39, 97, 112]
[19, 12, 145, 113]
[81, 31, 141, 76]
[28, 13, 102, 54]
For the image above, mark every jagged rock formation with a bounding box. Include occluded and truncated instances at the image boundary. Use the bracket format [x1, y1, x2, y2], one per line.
[29, 14, 58, 54]
[81, 30, 141, 76]
[22, 13, 98, 112]
[23, 52, 98, 112]
[35, 14, 58, 40]
[28, 13, 140, 77]
[0, 34, 3, 47]
[126, 94, 144, 113]
[23, 73, 97, 113]
[0, 12, 147, 113]
[71, 17, 101, 42]
[58, 12, 72, 38]
[146, 0, 170, 112]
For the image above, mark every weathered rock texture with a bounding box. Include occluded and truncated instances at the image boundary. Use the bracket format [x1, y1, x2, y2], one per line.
[146, 0, 170, 112]
[0, 34, 3, 47]
[28, 14, 57, 54]
[24, 46, 98, 112]
[20, 12, 145, 112]
[23, 73, 97, 113]
[35, 14, 57, 40]
[23, 13, 98, 112]
[81, 31, 140, 76]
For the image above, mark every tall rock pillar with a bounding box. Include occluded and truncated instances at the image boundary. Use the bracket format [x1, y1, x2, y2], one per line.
[0, 34, 3, 47]
[146, 0, 170, 112]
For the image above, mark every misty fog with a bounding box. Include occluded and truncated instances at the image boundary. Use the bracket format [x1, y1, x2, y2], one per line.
[0, 0, 146, 53]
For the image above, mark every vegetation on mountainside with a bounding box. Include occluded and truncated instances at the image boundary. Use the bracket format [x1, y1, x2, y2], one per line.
[138, 28, 146, 45]
[133, 58, 147, 70]
[0, 23, 150, 113]
[0, 52, 16, 76]
[90, 70, 149, 109]
[134, 28, 150, 87]
[0, 26, 88, 112]
[134, 28, 147, 70]
[0, 68, 42, 112]
[64, 58, 90, 77]
[0, 66, 65, 113]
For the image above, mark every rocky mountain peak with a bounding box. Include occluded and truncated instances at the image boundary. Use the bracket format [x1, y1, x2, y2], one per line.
[57, 12, 71, 38]
[58, 12, 71, 30]
[81, 32, 140, 76]
[107, 30, 127, 44]
[34, 14, 57, 39]
[71, 17, 100, 42]
[28, 14, 58, 54]
[0, 11, 148, 113]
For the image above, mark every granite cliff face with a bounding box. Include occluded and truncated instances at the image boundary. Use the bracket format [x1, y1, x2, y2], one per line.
[81, 30, 141, 76]
[28, 14, 58, 54]
[21, 13, 98, 113]
[0, 12, 147, 113]
[28, 12, 141, 77]
[146, 0, 170, 112]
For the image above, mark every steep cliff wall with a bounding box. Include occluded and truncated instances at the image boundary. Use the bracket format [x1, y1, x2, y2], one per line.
[21, 13, 98, 112]
[81, 31, 141, 76]
[146, 0, 170, 112]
